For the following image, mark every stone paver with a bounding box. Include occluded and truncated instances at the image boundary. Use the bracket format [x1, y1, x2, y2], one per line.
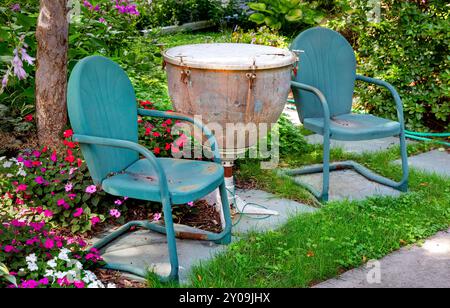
[232, 189, 317, 234]
[305, 134, 407, 154]
[395, 149, 450, 178]
[94, 189, 316, 283]
[314, 229, 450, 288]
[295, 168, 401, 201]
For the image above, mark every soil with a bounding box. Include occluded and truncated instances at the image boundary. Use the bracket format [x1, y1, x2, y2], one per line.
[0, 131, 38, 157]
[93, 269, 147, 288]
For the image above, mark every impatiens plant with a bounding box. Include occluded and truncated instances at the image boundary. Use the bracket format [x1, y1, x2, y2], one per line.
[0, 219, 113, 288]
[0, 131, 110, 233]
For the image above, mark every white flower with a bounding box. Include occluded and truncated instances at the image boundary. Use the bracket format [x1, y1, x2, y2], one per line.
[107, 283, 116, 288]
[26, 253, 37, 263]
[55, 271, 66, 279]
[27, 262, 38, 272]
[0, 156, 5, 161]
[58, 250, 70, 262]
[2, 161, 12, 168]
[6, 173, 13, 178]
[47, 259, 57, 268]
[17, 169, 27, 177]
[45, 269, 54, 277]
[74, 261, 83, 270]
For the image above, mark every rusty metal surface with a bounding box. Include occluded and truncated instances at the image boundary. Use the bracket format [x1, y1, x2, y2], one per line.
[165, 64, 293, 150]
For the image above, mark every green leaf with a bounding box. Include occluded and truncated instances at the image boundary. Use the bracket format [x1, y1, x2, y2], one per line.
[249, 13, 266, 25]
[71, 224, 81, 233]
[264, 16, 282, 30]
[285, 9, 303, 22]
[248, 3, 267, 12]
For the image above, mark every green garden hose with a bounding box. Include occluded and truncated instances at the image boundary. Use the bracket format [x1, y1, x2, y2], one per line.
[286, 100, 450, 147]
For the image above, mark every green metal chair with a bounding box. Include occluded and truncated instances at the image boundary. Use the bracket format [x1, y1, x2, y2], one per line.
[283, 27, 409, 202]
[67, 56, 232, 282]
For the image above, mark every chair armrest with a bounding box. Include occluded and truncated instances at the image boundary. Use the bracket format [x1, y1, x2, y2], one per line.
[138, 109, 221, 163]
[356, 75, 405, 125]
[291, 81, 331, 136]
[73, 134, 170, 198]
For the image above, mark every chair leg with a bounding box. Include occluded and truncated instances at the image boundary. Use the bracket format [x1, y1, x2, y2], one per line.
[213, 182, 233, 245]
[398, 130, 409, 192]
[321, 132, 331, 202]
[280, 132, 409, 202]
[161, 198, 180, 282]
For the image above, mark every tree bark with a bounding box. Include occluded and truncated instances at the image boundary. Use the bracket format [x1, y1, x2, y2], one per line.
[35, 0, 69, 148]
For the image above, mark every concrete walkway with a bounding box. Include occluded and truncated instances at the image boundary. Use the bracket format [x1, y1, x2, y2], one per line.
[314, 229, 450, 288]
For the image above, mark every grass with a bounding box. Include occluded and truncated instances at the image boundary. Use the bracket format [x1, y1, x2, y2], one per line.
[149, 141, 450, 288]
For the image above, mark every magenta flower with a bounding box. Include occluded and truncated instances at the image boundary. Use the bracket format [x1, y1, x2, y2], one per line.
[35, 176, 45, 185]
[91, 216, 101, 226]
[74, 281, 85, 289]
[44, 238, 54, 249]
[188, 201, 195, 207]
[57, 199, 66, 207]
[4, 245, 14, 253]
[50, 151, 57, 162]
[114, 199, 123, 206]
[109, 209, 121, 218]
[44, 210, 53, 218]
[16, 184, 27, 192]
[73, 208, 84, 217]
[38, 278, 49, 286]
[85, 185, 97, 194]
[153, 213, 162, 222]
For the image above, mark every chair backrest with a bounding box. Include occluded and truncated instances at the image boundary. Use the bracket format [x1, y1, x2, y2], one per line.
[67, 56, 139, 184]
[291, 27, 356, 121]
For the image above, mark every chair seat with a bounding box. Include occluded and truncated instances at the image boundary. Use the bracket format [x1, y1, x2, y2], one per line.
[303, 113, 401, 141]
[102, 158, 224, 205]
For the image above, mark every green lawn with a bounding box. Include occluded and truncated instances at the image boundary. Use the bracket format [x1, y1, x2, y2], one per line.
[148, 142, 450, 288]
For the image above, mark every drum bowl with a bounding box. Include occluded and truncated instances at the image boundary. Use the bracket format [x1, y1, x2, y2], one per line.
[165, 63, 293, 152]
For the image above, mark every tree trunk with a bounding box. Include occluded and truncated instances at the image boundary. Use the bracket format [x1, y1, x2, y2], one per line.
[35, 0, 69, 148]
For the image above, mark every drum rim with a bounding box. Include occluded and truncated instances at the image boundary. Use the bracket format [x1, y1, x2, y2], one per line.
[163, 43, 297, 71]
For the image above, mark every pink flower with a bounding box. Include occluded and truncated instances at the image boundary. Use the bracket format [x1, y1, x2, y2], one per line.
[32, 150, 41, 158]
[21, 280, 39, 289]
[4, 245, 14, 253]
[153, 213, 162, 222]
[85, 185, 97, 194]
[74, 281, 85, 289]
[44, 210, 53, 218]
[114, 199, 123, 206]
[50, 151, 57, 162]
[109, 209, 121, 218]
[73, 208, 83, 217]
[16, 184, 27, 192]
[38, 277, 49, 285]
[35, 176, 45, 185]
[91, 216, 101, 226]
[44, 238, 54, 249]
[65, 183, 73, 192]
[57, 199, 66, 207]
[188, 201, 195, 207]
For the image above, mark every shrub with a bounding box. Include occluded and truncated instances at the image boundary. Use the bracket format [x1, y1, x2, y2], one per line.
[328, 0, 450, 132]
[231, 26, 288, 48]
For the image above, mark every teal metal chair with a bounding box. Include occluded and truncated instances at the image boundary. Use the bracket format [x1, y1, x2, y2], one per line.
[67, 56, 232, 282]
[284, 27, 409, 202]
